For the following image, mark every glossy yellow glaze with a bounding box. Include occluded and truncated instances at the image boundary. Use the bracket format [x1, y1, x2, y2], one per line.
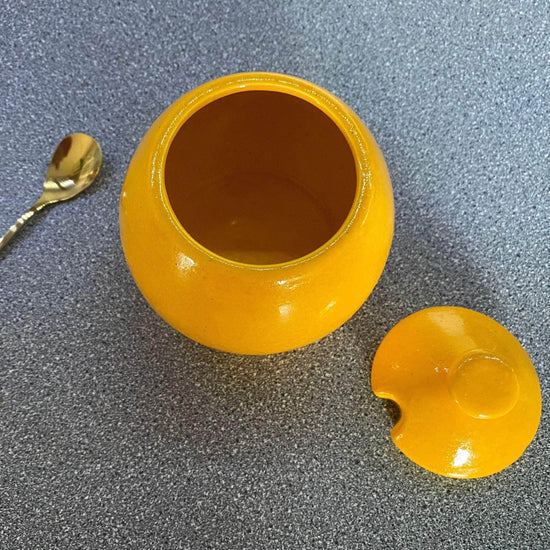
[371, 307, 542, 478]
[120, 73, 394, 354]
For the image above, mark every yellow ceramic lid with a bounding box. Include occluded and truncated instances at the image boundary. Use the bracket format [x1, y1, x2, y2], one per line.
[371, 306, 542, 478]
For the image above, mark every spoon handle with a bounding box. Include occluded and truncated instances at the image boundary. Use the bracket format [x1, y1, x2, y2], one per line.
[0, 200, 47, 252]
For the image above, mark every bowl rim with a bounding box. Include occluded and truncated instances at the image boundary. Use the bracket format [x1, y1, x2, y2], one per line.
[154, 71, 374, 271]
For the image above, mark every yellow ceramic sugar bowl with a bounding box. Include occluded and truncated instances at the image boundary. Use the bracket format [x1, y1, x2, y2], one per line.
[120, 72, 394, 354]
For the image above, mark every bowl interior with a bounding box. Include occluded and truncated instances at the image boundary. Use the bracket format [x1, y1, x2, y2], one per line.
[164, 90, 357, 265]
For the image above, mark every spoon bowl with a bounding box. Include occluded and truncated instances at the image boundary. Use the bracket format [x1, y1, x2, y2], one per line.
[41, 133, 102, 204]
[0, 133, 102, 252]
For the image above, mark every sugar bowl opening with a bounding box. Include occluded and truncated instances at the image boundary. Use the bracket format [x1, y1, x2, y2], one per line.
[163, 90, 358, 266]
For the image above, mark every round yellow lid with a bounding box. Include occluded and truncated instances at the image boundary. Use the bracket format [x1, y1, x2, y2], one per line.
[371, 306, 542, 478]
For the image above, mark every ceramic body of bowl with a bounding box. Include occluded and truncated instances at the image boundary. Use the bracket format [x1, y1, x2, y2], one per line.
[120, 72, 394, 354]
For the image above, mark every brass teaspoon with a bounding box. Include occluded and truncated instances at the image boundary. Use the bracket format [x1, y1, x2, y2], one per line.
[0, 133, 102, 252]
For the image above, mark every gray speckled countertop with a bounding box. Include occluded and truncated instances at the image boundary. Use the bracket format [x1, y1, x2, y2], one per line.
[1, 1, 549, 548]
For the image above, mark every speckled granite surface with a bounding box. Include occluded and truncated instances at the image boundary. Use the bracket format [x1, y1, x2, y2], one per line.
[1, 1, 549, 548]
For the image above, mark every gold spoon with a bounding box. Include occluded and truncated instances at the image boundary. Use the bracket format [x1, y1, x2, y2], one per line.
[0, 133, 102, 252]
